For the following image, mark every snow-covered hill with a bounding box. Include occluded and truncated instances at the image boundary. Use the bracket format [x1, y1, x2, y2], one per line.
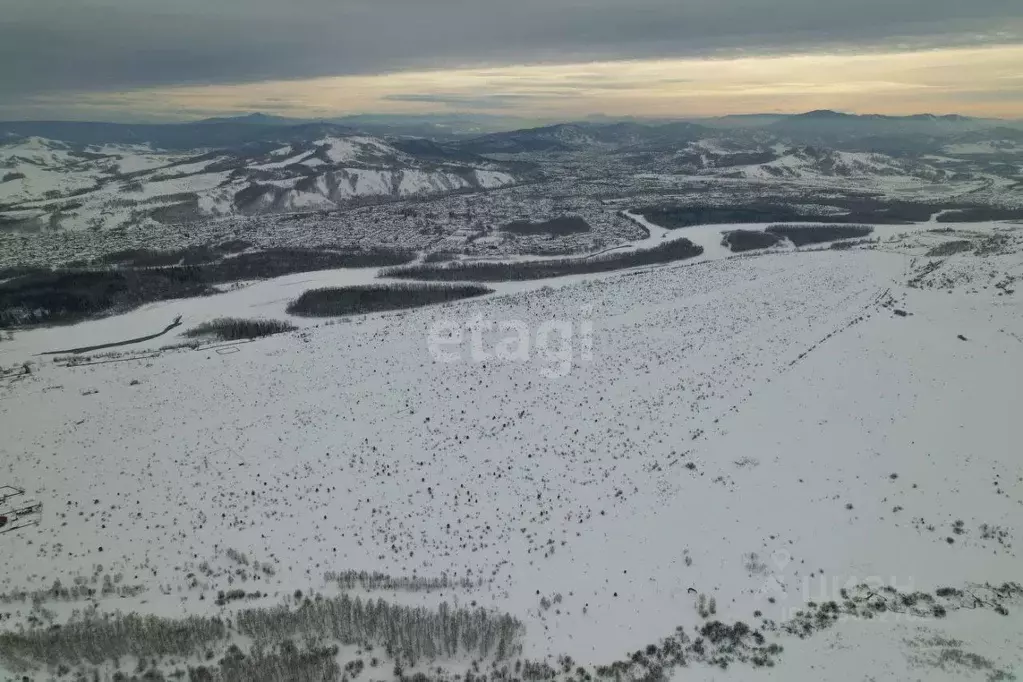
[0, 137, 185, 206]
[0, 133, 520, 231]
[699, 145, 946, 182]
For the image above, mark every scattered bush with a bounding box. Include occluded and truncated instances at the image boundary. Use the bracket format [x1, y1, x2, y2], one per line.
[925, 240, 973, 257]
[765, 224, 874, 246]
[325, 570, 485, 592]
[184, 318, 296, 342]
[286, 283, 492, 317]
[194, 642, 341, 682]
[383, 238, 704, 282]
[829, 238, 873, 250]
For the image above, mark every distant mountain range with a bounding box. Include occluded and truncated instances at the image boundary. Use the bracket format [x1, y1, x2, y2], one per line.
[0, 114, 541, 148]
[3, 109, 1021, 234]
[2, 110, 1019, 150]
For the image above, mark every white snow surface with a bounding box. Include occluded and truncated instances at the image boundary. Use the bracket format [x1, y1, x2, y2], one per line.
[1, 221, 1021, 679]
[316, 135, 403, 164]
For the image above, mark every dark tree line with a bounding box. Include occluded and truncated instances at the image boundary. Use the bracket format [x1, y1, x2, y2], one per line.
[287, 283, 492, 317]
[0, 247, 417, 326]
[0, 612, 227, 667]
[236, 594, 523, 664]
[640, 199, 978, 230]
[765, 224, 874, 246]
[383, 238, 704, 282]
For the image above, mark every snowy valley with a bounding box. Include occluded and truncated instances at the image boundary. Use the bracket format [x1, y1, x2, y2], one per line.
[1, 113, 1022, 682]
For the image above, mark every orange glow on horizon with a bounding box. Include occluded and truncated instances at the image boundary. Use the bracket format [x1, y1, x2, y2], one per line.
[14, 44, 1023, 121]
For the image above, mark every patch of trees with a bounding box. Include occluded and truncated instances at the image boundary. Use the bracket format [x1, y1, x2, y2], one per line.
[0, 268, 212, 326]
[383, 238, 704, 282]
[93, 241, 250, 267]
[503, 216, 591, 235]
[641, 204, 807, 228]
[1, 595, 523, 673]
[192, 641, 342, 682]
[936, 207, 1023, 222]
[184, 318, 297, 341]
[287, 283, 493, 317]
[214, 247, 414, 278]
[829, 239, 873, 250]
[423, 251, 459, 263]
[0, 612, 227, 668]
[1, 247, 417, 326]
[99, 245, 222, 267]
[721, 230, 783, 252]
[236, 594, 523, 664]
[823, 199, 943, 224]
[765, 224, 874, 246]
[1, 172, 26, 183]
[641, 199, 957, 229]
[325, 570, 485, 592]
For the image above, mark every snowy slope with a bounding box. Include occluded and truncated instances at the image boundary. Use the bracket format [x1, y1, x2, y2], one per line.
[1, 221, 1021, 680]
[705, 147, 940, 182]
[0, 137, 196, 205]
[0, 134, 521, 231]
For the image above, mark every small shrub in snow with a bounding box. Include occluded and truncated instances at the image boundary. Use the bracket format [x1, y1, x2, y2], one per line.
[925, 240, 973, 257]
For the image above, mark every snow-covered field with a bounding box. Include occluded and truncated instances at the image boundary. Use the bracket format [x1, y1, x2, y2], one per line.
[1, 220, 1021, 680]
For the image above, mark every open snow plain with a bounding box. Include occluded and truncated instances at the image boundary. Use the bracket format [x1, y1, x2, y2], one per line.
[1, 221, 1022, 681]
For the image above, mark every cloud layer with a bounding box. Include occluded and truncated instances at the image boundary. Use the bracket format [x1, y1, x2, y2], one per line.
[10, 45, 1020, 121]
[2, 0, 1022, 119]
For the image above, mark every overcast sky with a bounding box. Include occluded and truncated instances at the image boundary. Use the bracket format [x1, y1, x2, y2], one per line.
[3, 0, 1022, 120]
